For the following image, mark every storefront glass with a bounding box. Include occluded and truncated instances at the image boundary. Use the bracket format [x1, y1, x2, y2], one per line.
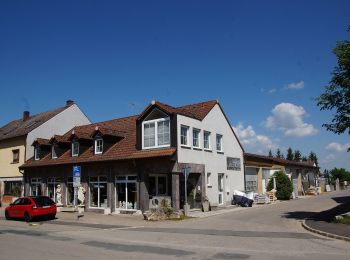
[30, 178, 42, 196]
[47, 177, 61, 202]
[89, 176, 107, 208]
[116, 175, 138, 210]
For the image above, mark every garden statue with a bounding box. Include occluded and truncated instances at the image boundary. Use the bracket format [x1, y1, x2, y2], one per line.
[78, 186, 86, 206]
[56, 184, 63, 206]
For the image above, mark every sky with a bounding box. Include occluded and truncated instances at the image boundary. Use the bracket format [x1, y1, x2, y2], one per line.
[0, 0, 349, 171]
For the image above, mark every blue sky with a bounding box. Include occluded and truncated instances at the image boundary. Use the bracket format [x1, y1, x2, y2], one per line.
[0, 0, 349, 170]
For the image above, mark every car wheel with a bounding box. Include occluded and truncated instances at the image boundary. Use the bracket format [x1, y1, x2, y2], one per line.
[5, 210, 11, 220]
[49, 214, 56, 220]
[24, 211, 32, 222]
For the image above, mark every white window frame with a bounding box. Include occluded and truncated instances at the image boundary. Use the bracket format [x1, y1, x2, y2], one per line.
[89, 176, 107, 208]
[203, 131, 211, 150]
[66, 177, 73, 205]
[34, 146, 40, 160]
[192, 128, 201, 148]
[216, 134, 223, 152]
[30, 178, 42, 196]
[72, 141, 79, 157]
[115, 175, 138, 210]
[51, 144, 58, 159]
[207, 172, 212, 187]
[94, 138, 103, 154]
[180, 125, 190, 147]
[149, 174, 168, 196]
[47, 177, 60, 202]
[142, 117, 170, 149]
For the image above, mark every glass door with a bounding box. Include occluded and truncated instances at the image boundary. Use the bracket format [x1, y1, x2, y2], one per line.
[47, 177, 60, 202]
[218, 173, 224, 205]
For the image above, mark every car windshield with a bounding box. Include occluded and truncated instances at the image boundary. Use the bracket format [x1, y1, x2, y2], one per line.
[32, 197, 55, 207]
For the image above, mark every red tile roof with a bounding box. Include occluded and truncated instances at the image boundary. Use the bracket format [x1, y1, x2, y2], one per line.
[20, 100, 219, 169]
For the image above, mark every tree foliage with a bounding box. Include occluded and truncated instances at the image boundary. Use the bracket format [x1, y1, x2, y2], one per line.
[294, 150, 301, 162]
[286, 147, 294, 161]
[316, 27, 350, 151]
[268, 150, 273, 157]
[329, 167, 350, 183]
[267, 171, 293, 200]
[308, 151, 319, 167]
[276, 148, 282, 158]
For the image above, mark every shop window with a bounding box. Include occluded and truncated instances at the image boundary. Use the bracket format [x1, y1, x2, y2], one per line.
[47, 177, 61, 203]
[89, 176, 107, 208]
[116, 175, 138, 210]
[149, 175, 167, 196]
[4, 181, 22, 196]
[30, 178, 42, 196]
[67, 177, 74, 205]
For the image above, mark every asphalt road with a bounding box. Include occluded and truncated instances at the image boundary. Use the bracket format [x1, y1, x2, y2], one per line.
[0, 191, 349, 260]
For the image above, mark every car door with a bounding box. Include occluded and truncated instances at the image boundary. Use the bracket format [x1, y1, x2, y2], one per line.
[18, 198, 32, 217]
[9, 198, 23, 218]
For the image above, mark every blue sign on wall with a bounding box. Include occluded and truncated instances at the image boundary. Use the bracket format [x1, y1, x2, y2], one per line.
[73, 166, 81, 177]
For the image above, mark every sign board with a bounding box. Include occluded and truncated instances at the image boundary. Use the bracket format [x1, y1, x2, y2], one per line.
[73, 166, 81, 187]
[227, 157, 241, 171]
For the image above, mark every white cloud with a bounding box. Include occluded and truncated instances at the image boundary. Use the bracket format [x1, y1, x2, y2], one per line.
[268, 88, 277, 93]
[326, 142, 350, 152]
[285, 80, 304, 90]
[233, 123, 278, 153]
[264, 103, 318, 137]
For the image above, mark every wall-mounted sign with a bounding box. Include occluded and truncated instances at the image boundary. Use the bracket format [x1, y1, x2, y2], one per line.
[227, 157, 241, 171]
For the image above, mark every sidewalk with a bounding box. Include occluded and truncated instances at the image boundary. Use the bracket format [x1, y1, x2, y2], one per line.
[302, 196, 350, 241]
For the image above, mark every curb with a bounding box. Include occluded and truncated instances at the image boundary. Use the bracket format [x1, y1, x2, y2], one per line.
[302, 220, 350, 242]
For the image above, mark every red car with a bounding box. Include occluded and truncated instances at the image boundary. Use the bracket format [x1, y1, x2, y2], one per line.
[5, 196, 56, 222]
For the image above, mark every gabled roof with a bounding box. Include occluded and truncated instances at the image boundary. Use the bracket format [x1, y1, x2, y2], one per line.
[0, 106, 68, 141]
[138, 100, 218, 121]
[32, 138, 50, 146]
[244, 153, 318, 169]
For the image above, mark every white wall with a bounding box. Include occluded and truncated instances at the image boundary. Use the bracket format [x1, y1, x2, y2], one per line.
[177, 104, 244, 206]
[26, 104, 91, 160]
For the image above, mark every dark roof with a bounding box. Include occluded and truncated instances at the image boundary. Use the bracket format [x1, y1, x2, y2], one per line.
[138, 100, 218, 121]
[20, 100, 231, 169]
[0, 106, 67, 141]
[244, 153, 318, 169]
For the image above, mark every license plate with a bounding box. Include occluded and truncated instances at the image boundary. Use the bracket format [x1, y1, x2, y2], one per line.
[42, 206, 50, 208]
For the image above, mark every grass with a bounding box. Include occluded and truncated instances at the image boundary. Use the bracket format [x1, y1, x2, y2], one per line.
[335, 215, 350, 225]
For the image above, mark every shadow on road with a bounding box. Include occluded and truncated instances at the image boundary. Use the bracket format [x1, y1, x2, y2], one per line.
[282, 195, 350, 223]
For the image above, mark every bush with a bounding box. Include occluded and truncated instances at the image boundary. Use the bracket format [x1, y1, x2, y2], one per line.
[267, 171, 293, 200]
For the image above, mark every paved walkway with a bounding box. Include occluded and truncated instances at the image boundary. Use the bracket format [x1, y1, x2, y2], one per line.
[303, 195, 350, 240]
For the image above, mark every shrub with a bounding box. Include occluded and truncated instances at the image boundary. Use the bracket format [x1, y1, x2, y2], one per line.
[267, 171, 293, 200]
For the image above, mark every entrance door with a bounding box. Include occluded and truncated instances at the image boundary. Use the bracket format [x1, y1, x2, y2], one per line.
[218, 173, 224, 205]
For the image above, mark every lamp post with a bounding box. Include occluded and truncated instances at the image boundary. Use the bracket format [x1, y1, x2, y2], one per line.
[182, 166, 191, 216]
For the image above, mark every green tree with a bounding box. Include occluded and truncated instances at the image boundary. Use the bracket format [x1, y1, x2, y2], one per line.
[286, 147, 294, 161]
[316, 26, 350, 151]
[294, 150, 302, 161]
[308, 151, 319, 167]
[302, 156, 308, 162]
[329, 167, 350, 183]
[267, 171, 293, 200]
[268, 150, 273, 157]
[276, 148, 282, 158]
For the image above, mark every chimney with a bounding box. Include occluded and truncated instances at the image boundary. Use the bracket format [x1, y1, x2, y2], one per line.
[66, 100, 74, 107]
[23, 111, 30, 121]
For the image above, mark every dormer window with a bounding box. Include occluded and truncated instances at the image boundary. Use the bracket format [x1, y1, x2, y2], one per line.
[72, 141, 79, 157]
[52, 144, 58, 159]
[34, 146, 40, 160]
[142, 118, 170, 149]
[95, 138, 103, 154]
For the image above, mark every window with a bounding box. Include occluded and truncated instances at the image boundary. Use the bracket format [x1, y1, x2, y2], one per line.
[47, 178, 61, 203]
[34, 146, 40, 160]
[95, 138, 103, 154]
[72, 141, 79, 157]
[12, 149, 19, 163]
[116, 175, 138, 210]
[52, 144, 58, 159]
[193, 128, 200, 148]
[216, 134, 223, 152]
[204, 131, 211, 150]
[4, 181, 22, 196]
[207, 172, 212, 187]
[142, 118, 170, 149]
[67, 177, 74, 205]
[149, 175, 167, 196]
[89, 176, 107, 208]
[180, 125, 189, 146]
[30, 178, 42, 196]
